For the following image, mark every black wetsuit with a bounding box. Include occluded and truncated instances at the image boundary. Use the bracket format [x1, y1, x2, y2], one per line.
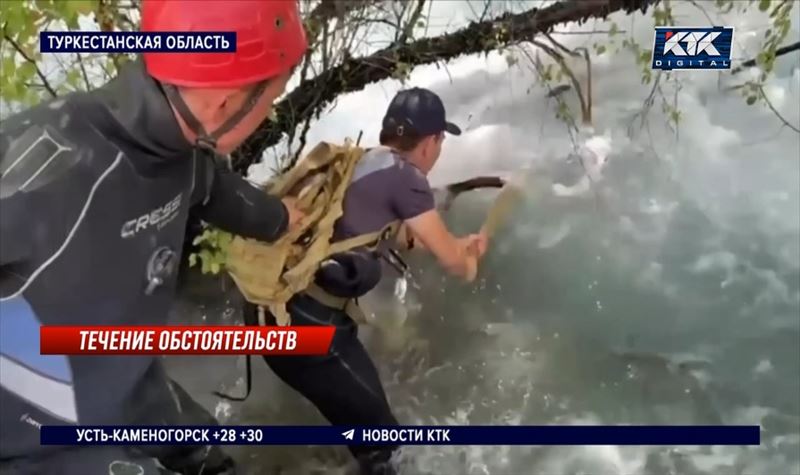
[0, 60, 288, 475]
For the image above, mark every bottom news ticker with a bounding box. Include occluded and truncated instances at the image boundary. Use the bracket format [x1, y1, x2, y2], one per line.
[40, 425, 760, 446]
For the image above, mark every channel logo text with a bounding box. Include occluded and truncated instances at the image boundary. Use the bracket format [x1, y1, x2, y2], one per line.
[651, 27, 734, 71]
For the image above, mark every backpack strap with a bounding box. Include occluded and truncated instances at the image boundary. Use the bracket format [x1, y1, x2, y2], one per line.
[304, 283, 368, 324]
[327, 220, 402, 255]
[275, 220, 402, 326]
[282, 220, 401, 284]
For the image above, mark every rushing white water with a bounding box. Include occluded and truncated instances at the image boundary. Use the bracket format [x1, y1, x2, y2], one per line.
[167, 2, 800, 474]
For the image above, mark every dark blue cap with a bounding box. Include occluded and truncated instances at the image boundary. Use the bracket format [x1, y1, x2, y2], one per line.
[382, 87, 462, 138]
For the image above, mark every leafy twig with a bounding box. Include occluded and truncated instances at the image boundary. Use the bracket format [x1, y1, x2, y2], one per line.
[396, 0, 426, 46]
[627, 70, 662, 137]
[76, 53, 92, 91]
[479, 0, 492, 22]
[544, 32, 593, 124]
[550, 29, 627, 35]
[731, 41, 800, 74]
[291, 116, 314, 166]
[3, 32, 57, 98]
[532, 38, 590, 125]
[686, 0, 715, 25]
[758, 85, 800, 133]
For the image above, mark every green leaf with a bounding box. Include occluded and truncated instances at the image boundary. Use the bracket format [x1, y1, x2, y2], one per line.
[64, 12, 81, 30]
[210, 261, 221, 274]
[14, 81, 28, 101]
[1, 56, 16, 78]
[759, 0, 771, 11]
[746, 95, 758, 105]
[199, 248, 212, 262]
[596, 45, 606, 55]
[218, 231, 233, 248]
[189, 253, 198, 267]
[18, 62, 37, 81]
[541, 64, 553, 82]
[65, 68, 83, 90]
[4, 6, 27, 34]
[67, 0, 95, 15]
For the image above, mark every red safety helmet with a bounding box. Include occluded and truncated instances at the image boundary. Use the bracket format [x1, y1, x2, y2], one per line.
[141, 0, 307, 88]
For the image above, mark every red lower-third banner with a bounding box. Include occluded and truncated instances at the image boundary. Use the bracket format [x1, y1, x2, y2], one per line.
[39, 326, 335, 355]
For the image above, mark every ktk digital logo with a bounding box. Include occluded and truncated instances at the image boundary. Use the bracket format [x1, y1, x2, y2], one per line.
[651, 27, 734, 71]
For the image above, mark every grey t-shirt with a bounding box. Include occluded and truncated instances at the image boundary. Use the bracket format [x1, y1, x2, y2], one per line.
[333, 146, 435, 243]
[314, 147, 435, 297]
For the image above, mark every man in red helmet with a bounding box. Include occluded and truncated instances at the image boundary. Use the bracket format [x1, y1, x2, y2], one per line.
[0, 1, 307, 474]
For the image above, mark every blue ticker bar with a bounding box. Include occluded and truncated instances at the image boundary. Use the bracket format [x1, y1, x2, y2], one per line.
[41, 425, 761, 446]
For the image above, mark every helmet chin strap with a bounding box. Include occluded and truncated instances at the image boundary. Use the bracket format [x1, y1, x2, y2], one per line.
[161, 81, 269, 151]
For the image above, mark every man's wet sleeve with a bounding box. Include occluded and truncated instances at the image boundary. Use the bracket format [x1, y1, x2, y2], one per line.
[191, 165, 288, 242]
[391, 163, 436, 220]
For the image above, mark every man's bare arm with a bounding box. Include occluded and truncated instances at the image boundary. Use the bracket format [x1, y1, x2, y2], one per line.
[395, 223, 426, 251]
[404, 209, 478, 281]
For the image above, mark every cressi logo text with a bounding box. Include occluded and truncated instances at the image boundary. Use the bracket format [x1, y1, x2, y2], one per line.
[651, 27, 734, 71]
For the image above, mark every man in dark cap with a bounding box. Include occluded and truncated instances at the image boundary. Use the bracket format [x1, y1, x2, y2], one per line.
[244, 87, 489, 475]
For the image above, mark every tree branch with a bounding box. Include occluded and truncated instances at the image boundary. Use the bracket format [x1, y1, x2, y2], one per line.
[232, 0, 660, 172]
[306, 0, 378, 48]
[550, 29, 628, 34]
[731, 41, 800, 75]
[3, 32, 57, 98]
[626, 70, 662, 137]
[543, 31, 575, 57]
[441, 176, 507, 211]
[396, 0, 426, 46]
[543, 32, 593, 124]
[759, 85, 800, 133]
[576, 46, 592, 124]
[76, 53, 93, 91]
[478, 0, 493, 23]
[531, 38, 590, 125]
